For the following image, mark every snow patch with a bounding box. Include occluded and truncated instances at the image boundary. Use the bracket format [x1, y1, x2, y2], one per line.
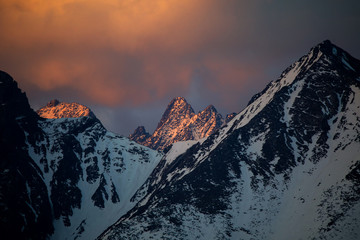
[165, 140, 199, 165]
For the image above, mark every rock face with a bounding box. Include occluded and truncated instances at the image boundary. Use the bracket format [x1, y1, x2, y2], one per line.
[37, 99, 96, 119]
[129, 97, 224, 151]
[0, 71, 162, 240]
[99, 40, 360, 240]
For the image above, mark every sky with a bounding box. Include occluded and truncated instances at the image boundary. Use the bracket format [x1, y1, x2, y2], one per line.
[1, 0, 360, 136]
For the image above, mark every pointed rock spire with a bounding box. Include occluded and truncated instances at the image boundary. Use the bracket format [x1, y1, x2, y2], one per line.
[156, 97, 195, 130]
[129, 97, 226, 150]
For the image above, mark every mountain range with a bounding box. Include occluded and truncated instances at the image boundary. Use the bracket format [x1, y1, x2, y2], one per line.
[1, 40, 359, 240]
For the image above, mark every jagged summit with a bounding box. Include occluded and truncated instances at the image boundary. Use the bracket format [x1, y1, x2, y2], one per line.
[166, 97, 192, 111]
[37, 99, 96, 119]
[156, 97, 195, 130]
[129, 97, 225, 150]
[171, 96, 188, 104]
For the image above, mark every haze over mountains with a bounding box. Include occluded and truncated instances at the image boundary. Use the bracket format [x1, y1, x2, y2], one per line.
[0, 40, 359, 240]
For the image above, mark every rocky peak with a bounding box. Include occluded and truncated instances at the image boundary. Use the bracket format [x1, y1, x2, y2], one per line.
[130, 97, 226, 150]
[156, 97, 195, 130]
[129, 126, 151, 145]
[37, 100, 96, 119]
[248, 40, 359, 108]
[318, 40, 359, 73]
[167, 97, 194, 114]
[303, 39, 359, 74]
[172, 96, 186, 103]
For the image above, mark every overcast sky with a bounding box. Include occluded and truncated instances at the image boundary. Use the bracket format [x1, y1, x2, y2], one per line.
[1, 0, 359, 135]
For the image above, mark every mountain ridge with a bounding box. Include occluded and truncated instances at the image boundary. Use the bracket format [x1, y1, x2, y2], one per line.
[99, 40, 360, 240]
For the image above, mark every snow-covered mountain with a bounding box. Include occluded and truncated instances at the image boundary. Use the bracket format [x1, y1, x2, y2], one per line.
[0, 71, 162, 240]
[129, 97, 224, 150]
[99, 40, 360, 240]
[1, 40, 360, 240]
[37, 99, 96, 119]
[31, 118, 162, 240]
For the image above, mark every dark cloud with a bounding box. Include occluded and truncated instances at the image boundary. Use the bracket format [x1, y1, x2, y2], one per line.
[0, 0, 359, 135]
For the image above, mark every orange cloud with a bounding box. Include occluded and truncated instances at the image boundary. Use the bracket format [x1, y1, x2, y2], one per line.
[0, 0, 258, 107]
[2, 0, 358, 136]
